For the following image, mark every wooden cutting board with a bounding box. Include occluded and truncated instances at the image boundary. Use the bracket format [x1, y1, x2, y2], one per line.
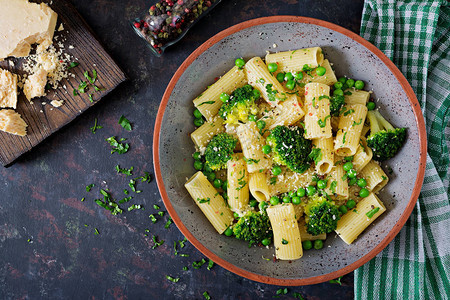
[0, 0, 127, 166]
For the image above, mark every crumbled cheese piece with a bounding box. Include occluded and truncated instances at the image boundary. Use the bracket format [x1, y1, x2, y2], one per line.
[58, 23, 64, 32]
[50, 100, 63, 107]
[0, 69, 18, 109]
[0, 0, 58, 60]
[24, 69, 47, 100]
[0, 109, 27, 136]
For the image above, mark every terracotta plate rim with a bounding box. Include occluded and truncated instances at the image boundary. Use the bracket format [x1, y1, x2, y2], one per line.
[153, 16, 427, 286]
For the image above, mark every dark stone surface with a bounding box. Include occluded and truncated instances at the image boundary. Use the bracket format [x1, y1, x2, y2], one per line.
[0, 0, 364, 299]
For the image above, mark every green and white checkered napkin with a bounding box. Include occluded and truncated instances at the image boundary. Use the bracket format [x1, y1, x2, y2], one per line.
[355, 1, 450, 299]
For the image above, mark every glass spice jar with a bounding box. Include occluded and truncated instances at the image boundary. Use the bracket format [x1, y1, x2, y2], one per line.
[132, 0, 222, 57]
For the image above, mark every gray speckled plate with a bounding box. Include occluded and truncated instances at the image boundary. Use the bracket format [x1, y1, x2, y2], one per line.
[153, 16, 427, 285]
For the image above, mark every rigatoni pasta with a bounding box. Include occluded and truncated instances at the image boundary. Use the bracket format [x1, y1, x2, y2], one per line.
[186, 49, 406, 262]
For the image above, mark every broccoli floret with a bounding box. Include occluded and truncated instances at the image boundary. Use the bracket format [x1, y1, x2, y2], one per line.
[266, 126, 312, 173]
[204, 133, 237, 171]
[233, 211, 272, 246]
[330, 95, 345, 116]
[218, 84, 260, 124]
[305, 195, 340, 235]
[366, 110, 407, 161]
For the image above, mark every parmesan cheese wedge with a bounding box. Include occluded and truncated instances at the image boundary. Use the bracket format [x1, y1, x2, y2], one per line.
[24, 69, 48, 101]
[0, 0, 58, 60]
[0, 69, 18, 109]
[0, 109, 27, 136]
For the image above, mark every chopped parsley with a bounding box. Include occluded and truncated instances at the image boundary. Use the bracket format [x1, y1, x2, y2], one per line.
[86, 184, 94, 192]
[158, 211, 164, 217]
[84, 70, 97, 84]
[118, 115, 132, 131]
[343, 109, 355, 116]
[106, 136, 129, 154]
[118, 196, 132, 204]
[329, 276, 343, 285]
[293, 292, 305, 299]
[198, 100, 215, 106]
[382, 175, 387, 181]
[308, 148, 322, 165]
[197, 198, 211, 204]
[152, 236, 164, 249]
[343, 132, 347, 144]
[366, 207, 380, 219]
[266, 84, 287, 102]
[244, 158, 260, 165]
[281, 238, 289, 245]
[94, 228, 100, 235]
[88, 94, 94, 102]
[78, 81, 88, 93]
[276, 288, 288, 296]
[115, 165, 133, 176]
[193, 258, 207, 269]
[269, 176, 277, 185]
[330, 181, 337, 194]
[352, 118, 363, 127]
[129, 179, 142, 193]
[318, 115, 331, 128]
[165, 275, 179, 283]
[203, 291, 211, 300]
[137, 172, 152, 183]
[127, 204, 142, 211]
[164, 217, 173, 229]
[149, 214, 157, 223]
[183, 266, 188, 271]
[153, 204, 160, 210]
[207, 259, 214, 270]
[67, 62, 79, 69]
[90, 118, 103, 134]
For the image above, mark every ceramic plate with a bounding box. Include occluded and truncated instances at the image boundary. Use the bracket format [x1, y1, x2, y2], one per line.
[153, 16, 426, 285]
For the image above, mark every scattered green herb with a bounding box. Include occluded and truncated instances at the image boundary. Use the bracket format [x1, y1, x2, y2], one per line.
[149, 214, 157, 223]
[197, 197, 211, 204]
[192, 258, 207, 269]
[164, 217, 173, 229]
[292, 292, 304, 299]
[106, 136, 129, 154]
[281, 239, 289, 245]
[67, 62, 79, 69]
[127, 204, 142, 211]
[86, 184, 94, 192]
[198, 100, 215, 106]
[152, 236, 164, 249]
[153, 204, 160, 210]
[203, 291, 211, 300]
[165, 275, 179, 283]
[318, 115, 331, 128]
[90, 118, 103, 134]
[329, 276, 343, 285]
[308, 148, 322, 165]
[118, 115, 132, 131]
[207, 259, 214, 270]
[115, 165, 133, 176]
[366, 207, 380, 218]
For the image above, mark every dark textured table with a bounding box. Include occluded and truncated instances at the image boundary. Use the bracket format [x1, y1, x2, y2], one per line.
[0, 0, 364, 298]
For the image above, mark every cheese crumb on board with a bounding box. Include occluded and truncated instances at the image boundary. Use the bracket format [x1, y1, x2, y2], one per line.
[24, 69, 47, 101]
[0, 109, 27, 136]
[0, 69, 18, 109]
[50, 100, 63, 107]
[0, 0, 58, 60]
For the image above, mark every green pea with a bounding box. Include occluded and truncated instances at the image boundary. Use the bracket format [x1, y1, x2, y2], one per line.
[346, 199, 356, 209]
[314, 240, 324, 250]
[272, 166, 282, 176]
[267, 62, 278, 73]
[256, 120, 266, 130]
[233, 212, 240, 219]
[346, 78, 355, 88]
[333, 89, 344, 96]
[348, 177, 358, 185]
[297, 188, 306, 197]
[282, 196, 291, 203]
[249, 199, 258, 208]
[203, 164, 213, 173]
[334, 82, 343, 89]
[286, 79, 296, 90]
[270, 196, 280, 205]
[222, 180, 228, 191]
[347, 169, 357, 179]
[355, 80, 365, 90]
[206, 172, 216, 182]
[213, 178, 223, 188]
[194, 118, 204, 127]
[317, 180, 327, 189]
[288, 191, 296, 197]
[220, 92, 230, 102]
[359, 188, 370, 198]
[193, 152, 201, 160]
[259, 201, 268, 211]
[294, 72, 303, 81]
[276, 72, 285, 83]
[261, 145, 271, 155]
[343, 162, 354, 171]
[357, 178, 367, 188]
[253, 89, 261, 99]
[193, 109, 202, 119]
[284, 72, 294, 81]
[338, 77, 347, 84]
[302, 240, 313, 250]
[367, 102, 376, 111]
[306, 185, 317, 196]
[261, 238, 271, 246]
[292, 196, 301, 205]
[235, 58, 245, 68]
[248, 114, 257, 122]
[316, 66, 326, 76]
[194, 160, 203, 170]
[339, 205, 348, 215]
[224, 227, 233, 236]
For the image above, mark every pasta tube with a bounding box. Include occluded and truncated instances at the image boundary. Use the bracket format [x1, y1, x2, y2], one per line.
[359, 160, 389, 193]
[191, 117, 225, 151]
[335, 193, 386, 244]
[227, 153, 249, 212]
[249, 172, 270, 202]
[312, 137, 334, 175]
[304, 83, 332, 139]
[193, 66, 247, 122]
[185, 172, 234, 234]
[334, 104, 368, 156]
[266, 204, 303, 260]
[236, 122, 271, 173]
[265, 47, 324, 72]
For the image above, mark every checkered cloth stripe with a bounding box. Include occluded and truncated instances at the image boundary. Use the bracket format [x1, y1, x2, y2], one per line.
[356, 1, 450, 299]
